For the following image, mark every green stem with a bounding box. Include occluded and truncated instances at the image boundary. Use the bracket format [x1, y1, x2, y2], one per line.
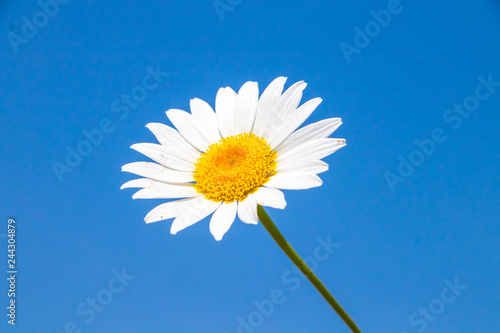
[257, 205, 361, 333]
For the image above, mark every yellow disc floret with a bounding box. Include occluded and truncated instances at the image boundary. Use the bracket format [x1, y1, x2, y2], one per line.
[193, 133, 277, 203]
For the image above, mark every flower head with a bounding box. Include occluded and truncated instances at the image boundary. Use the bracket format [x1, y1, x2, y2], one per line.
[121, 77, 345, 240]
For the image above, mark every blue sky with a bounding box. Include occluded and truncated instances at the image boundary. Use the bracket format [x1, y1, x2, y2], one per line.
[1, 0, 500, 332]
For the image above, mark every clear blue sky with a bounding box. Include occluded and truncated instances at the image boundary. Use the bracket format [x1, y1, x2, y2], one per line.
[1, 1, 499, 332]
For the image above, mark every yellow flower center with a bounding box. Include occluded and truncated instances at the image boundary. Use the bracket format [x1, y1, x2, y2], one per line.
[193, 133, 277, 203]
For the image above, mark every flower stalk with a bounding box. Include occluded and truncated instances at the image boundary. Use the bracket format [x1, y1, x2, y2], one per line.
[257, 205, 361, 333]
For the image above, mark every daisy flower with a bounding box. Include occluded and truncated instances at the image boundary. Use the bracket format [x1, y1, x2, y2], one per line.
[121, 77, 361, 332]
[121, 77, 345, 241]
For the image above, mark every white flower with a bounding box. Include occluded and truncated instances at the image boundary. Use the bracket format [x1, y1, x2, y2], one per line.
[121, 77, 345, 241]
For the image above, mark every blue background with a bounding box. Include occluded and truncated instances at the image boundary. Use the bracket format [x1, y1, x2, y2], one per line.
[1, 0, 500, 332]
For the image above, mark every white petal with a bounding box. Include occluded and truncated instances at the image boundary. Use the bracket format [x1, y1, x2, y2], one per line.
[132, 182, 198, 199]
[190, 98, 221, 144]
[253, 187, 287, 209]
[265, 173, 323, 190]
[215, 87, 237, 137]
[237, 194, 258, 225]
[145, 123, 201, 160]
[121, 178, 154, 190]
[259, 81, 307, 143]
[276, 118, 342, 155]
[171, 197, 221, 235]
[267, 97, 322, 149]
[276, 160, 329, 175]
[276, 138, 346, 168]
[131, 143, 195, 171]
[252, 77, 287, 137]
[122, 162, 194, 183]
[166, 109, 212, 151]
[209, 201, 238, 241]
[234, 81, 259, 134]
[144, 197, 201, 223]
